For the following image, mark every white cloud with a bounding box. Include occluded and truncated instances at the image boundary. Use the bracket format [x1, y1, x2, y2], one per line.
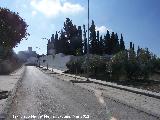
[62, 2, 84, 14]
[96, 26, 111, 34]
[30, 0, 84, 17]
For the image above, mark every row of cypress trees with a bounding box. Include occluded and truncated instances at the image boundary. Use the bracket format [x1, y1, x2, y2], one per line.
[89, 20, 125, 55]
[51, 18, 126, 56]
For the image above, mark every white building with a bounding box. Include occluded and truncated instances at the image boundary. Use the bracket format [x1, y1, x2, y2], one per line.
[18, 47, 38, 65]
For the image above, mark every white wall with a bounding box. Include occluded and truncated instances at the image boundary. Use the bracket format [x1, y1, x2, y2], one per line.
[39, 53, 74, 71]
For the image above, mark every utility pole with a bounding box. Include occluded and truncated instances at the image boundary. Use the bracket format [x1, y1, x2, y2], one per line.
[86, 0, 90, 81]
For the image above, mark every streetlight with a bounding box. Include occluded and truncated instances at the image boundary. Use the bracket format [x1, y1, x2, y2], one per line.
[86, 0, 90, 81]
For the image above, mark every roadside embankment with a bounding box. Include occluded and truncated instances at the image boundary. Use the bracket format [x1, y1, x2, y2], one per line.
[0, 65, 26, 119]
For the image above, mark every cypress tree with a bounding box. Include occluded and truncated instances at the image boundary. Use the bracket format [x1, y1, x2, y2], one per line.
[107, 32, 115, 55]
[51, 34, 54, 42]
[59, 30, 68, 54]
[83, 25, 87, 54]
[137, 46, 141, 56]
[97, 31, 100, 42]
[75, 26, 83, 55]
[51, 18, 129, 56]
[133, 44, 135, 51]
[99, 35, 104, 55]
[120, 34, 125, 51]
[70, 25, 78, 55]
[114, 33, 120, 53]
[104, 30, 110, 54]
[90, 20, 99, 54]
[54, 31, 59, 53]
[96, 31, 100, 54]
[130, 42, 133, 50]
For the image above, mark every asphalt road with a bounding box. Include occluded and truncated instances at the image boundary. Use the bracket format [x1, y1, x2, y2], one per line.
[6, 66, 159, 120]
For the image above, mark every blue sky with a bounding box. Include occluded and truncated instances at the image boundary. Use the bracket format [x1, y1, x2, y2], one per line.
[0, 0, 160, 56]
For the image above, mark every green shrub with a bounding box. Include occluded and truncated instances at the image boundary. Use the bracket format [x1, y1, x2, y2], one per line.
[66, 57, 84, 74]
[110, 51, 128, 81]
[81, 55, 108, 76]
[110, 49, 154, 81]
[66, 49, 160, 82]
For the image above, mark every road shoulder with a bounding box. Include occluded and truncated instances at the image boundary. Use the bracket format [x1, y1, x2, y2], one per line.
[38, 66, 160, 119]
[0, 66, 26, 119]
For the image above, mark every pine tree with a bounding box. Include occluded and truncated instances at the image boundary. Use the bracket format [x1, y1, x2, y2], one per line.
[63, 18, 81, 55]
[63, 18, 75, 40]
[63, 18, 74, 55]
